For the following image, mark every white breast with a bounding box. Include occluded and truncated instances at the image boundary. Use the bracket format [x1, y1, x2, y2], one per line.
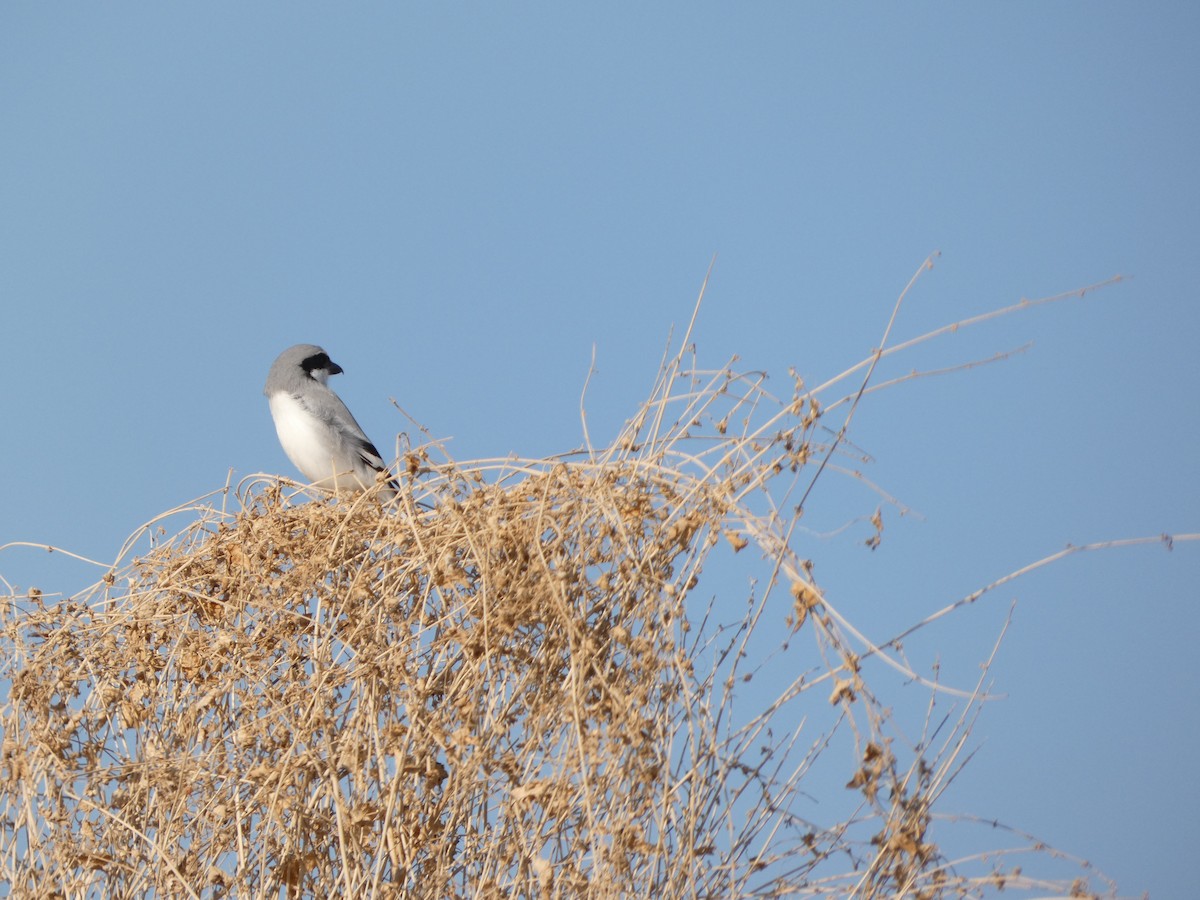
[268, 392, 372, 491]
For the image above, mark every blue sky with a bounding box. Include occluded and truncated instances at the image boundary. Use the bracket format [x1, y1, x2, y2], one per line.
[2, 5, 1197, 895]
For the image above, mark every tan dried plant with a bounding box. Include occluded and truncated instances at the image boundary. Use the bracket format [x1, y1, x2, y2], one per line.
[3, 261, 1159, 899]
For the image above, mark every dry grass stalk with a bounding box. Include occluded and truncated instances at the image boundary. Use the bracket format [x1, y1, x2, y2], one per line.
[1, 263, 1144, 898]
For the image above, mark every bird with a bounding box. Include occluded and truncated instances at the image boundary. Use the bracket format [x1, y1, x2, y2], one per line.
[264, 344, 400, 500]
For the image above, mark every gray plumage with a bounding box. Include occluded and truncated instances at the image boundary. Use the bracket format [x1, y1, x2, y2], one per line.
[264, 344, 398, 499]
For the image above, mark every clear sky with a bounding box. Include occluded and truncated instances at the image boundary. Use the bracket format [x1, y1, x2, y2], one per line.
[2, 5, 1197, 896]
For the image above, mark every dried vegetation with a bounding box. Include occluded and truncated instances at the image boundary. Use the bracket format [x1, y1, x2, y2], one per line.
[1, 265, 1132, 898]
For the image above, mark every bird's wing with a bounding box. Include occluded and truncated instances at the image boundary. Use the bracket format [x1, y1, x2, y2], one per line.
[301, 386, 398, 488]
[296, 388, 384, 468]
[348, 434, 401, 494]
[351, 434, 389, 473]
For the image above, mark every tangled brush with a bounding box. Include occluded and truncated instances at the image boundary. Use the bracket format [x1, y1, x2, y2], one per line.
[1, 265, 1126, 898]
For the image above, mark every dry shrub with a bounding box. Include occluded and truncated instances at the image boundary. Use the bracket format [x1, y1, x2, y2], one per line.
[1, 265, 1127, 898]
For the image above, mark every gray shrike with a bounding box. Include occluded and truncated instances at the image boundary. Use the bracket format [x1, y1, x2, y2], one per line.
[264, 344, 399, 499]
